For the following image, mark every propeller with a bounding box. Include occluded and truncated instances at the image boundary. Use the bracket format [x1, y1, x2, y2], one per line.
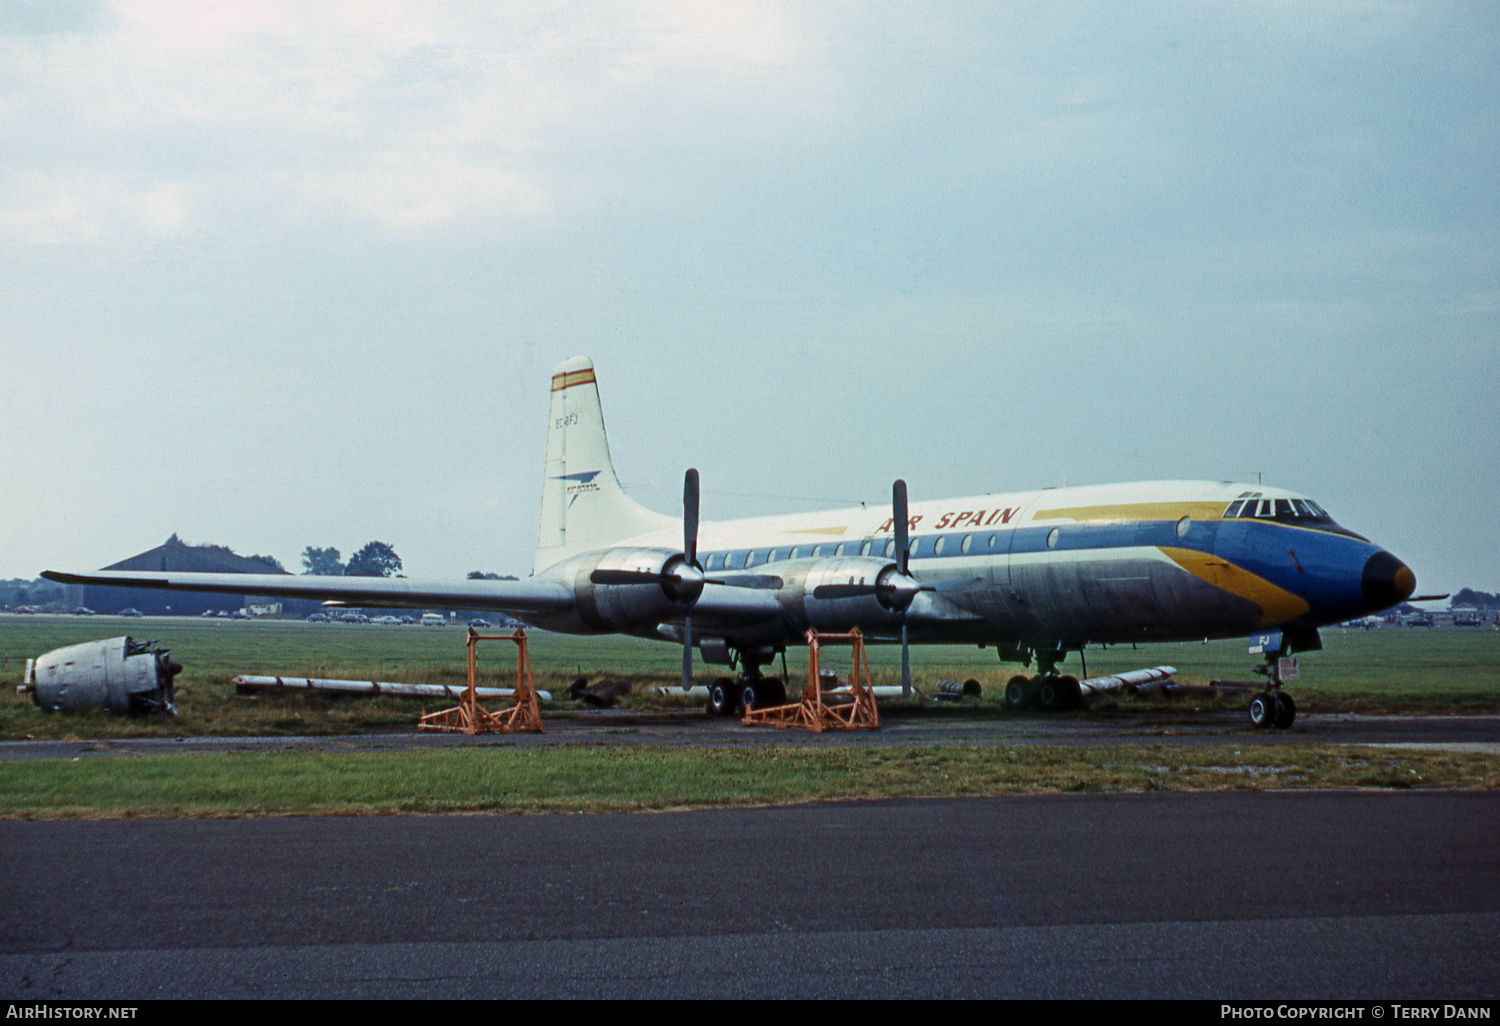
[809, 480, 923, 695]
[587, 469, 780, 691]
[682, 468, 699, 692]
[809, 479, 981, 696]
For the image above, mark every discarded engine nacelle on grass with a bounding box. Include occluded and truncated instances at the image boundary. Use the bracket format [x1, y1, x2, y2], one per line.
[19, 637, 182, 716]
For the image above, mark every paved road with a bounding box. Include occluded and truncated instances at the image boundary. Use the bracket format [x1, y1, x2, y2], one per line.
[2, 792, 1497, 999]
[3, 708, 1498, 760]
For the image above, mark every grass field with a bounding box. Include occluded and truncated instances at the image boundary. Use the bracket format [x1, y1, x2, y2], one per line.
[2, 615, 1496, 818]
[3, 743, 1497, 820]
[3, 614, 1497, 740]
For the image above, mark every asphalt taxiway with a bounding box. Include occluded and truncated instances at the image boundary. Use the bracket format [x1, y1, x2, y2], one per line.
[2, 791, 1496, 999]
[3, 707, 1498, 760]
[3, 709, 1496, 999]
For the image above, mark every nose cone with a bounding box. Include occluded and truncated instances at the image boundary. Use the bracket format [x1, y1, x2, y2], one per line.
[1362, 550, 1416, 612]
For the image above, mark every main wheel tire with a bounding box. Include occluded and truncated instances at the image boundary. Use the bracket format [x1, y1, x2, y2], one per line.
[740, 680, 761, 711]
[1272, 691, 1297, 729]
[1004, 675, 1034, 710]
[1036, 676, 1061, 711]
[1248, 692, 1276, 728]
[707, 678, 737, 716]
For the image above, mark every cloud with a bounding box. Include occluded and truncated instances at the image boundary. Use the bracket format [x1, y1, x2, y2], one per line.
[0, 1, 829, 242]
[0, 169, 191, 242]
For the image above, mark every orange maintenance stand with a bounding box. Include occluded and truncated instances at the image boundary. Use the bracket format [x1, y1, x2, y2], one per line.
[742, 628, 880, 732]
[418, 627, 543, 734]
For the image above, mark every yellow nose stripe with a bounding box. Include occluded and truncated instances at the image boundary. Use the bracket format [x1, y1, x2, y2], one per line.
[1158, 546, 1311, 627]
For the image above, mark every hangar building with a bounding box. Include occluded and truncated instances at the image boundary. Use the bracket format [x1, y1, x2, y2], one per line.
[76, 535, 295, 616]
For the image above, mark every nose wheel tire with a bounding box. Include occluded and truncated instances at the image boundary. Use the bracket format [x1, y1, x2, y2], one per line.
[1248, 693, 1276, 728]
[1272, 691, 1297, 728]
[1249, 691, 1296, 729]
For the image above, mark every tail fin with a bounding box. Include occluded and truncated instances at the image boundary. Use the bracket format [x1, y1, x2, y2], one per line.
[534, 356, 676, 575]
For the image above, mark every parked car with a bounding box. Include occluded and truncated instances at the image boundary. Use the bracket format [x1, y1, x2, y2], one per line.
[467, 618, 491, 628]
[373, 615, 402, 625]
[118, 608, 144, 617]
[306, 613, 331, 622]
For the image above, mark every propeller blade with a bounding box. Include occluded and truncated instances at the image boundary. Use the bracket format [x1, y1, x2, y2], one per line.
[682, 610, 694, 691]
[901, 617, 911, 697]
[589, 568, 665, 586]
[684, 468, 700, 569]
[893, 479, 909, 576]
[812, 583, 879, 600]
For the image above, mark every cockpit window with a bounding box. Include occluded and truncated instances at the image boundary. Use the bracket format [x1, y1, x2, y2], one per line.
[1223, 495, 1339, 527]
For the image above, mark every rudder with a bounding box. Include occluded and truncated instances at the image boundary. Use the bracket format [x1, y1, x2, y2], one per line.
[534, 357, 675, 574]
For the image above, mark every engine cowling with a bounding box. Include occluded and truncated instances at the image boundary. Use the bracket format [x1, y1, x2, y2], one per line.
[794, 556, 910, 633]
[21, 636, 181, 716]
[569, 547, 693, 632]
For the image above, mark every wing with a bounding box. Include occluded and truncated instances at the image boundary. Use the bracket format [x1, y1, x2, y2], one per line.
[40, 569, 575, 616]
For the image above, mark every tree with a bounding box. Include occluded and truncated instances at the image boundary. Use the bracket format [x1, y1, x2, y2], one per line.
[249, 554, 286, 573]
[302, 546, 344, 576]
[345, 541, 402, 578]
[467, 571, 518, 580]
[1453, 588, 1499, 610]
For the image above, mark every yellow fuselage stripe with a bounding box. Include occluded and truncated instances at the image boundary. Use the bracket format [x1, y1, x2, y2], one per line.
[1157, 545, 1310, 627]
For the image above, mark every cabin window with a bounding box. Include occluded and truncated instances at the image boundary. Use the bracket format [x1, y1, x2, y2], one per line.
[1046, 528, 1060, 549]
[834, 543, 846, 557]
[884, 540, 895, 558]
[811, 545, 824, 558]
[860, 540, 872, 557]
[933, 536, 947, 556]
[987, 534, 997, 551]
[960, 534, 972, 554]
[790, 547, 802, 560]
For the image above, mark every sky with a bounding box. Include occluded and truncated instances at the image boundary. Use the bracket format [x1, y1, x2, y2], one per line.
[1, 1, 1496, 601]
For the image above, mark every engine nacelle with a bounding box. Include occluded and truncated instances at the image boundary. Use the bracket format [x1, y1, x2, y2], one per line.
[20, 636, 182, 716]
[564, 547, 692, 632]
[794, 556, 908, 633]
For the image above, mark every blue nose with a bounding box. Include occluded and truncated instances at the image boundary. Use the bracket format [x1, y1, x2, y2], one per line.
[1361, 550, 1415, 612]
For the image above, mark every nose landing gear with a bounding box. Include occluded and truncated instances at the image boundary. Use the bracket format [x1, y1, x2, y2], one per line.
[1245, 628, 1317, 729]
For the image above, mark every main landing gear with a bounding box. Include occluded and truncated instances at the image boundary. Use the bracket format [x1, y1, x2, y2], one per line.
[707, 673, 788, 716]
[705, 646, 788, 716]
[1002, 647, 1082, 712]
